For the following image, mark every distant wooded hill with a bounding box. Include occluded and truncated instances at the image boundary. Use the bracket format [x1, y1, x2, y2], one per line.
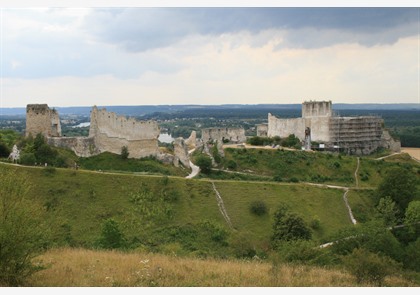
[1, 103, 420, 116]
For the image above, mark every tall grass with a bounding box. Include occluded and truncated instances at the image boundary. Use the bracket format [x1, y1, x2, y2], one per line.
[28, 248, 416, 287]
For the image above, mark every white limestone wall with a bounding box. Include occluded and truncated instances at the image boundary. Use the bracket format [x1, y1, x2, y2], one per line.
[26, 104, 62, 137]
[256, 124, 268, 137]
[89, 106, 160, 140]
[88, 106, 161, 158]
[48, 136, 99, 157]
[267, 113, 331, 142]
[302, 101, 332, 118]
[305, 117, 331, 142]
[267, 113, 306, 140]
[202, 128, 246, 143]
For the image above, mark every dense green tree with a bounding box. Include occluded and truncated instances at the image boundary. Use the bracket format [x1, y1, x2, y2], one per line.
[405, 200, 420, 225]
[271, 205, 311, 247]
[98, 218, 125, 249]
[0, 168, 50, 286]
[195, 154, 212, 174]
[0, 141, 11, 158]
[281, 134, 301, 148]
[404, 200, 420, 236]
[121, 146, 129, 159]
[376, 196, 400, 226]
[402, 238, 420, 271]
[377, 167, 418, 214]
[342, 248, 401, 286]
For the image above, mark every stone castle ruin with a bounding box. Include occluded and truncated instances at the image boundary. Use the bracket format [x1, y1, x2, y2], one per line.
[26, 104, 195, 168]
[201, 127, 246, 144]
[26, 104, 62, 138]
[267, 100, 400, 155]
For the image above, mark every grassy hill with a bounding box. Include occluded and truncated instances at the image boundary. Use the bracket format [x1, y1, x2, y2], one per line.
[1, 145, 420, 286]
[199, 146, 420, 188]
[1, 164, 355, 252]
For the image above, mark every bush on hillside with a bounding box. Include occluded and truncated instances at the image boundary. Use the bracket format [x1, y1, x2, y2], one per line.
[195, 154, 212, 174]
[98, 218, 126, 250]
[271, 205, 312, 247]
[377, 167, 418, 215]
[342, 248, 401, 286]
[121, 146, 129, 159]
[249, 200, 268, 216]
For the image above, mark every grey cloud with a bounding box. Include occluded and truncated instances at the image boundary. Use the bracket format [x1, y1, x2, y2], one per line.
[84, 7, 419, 51]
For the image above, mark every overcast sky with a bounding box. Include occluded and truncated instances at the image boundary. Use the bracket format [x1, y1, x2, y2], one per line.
[1, 6, 419, 107]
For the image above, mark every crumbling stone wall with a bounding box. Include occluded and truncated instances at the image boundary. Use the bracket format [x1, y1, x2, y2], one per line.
[28, 104, 161, 159]
[201, 127, 246, 143]
[26, 104, 61, 137]
[86, 106, 160, 158]
[256, 124, 268, 137]
[47, 136, 98, 157]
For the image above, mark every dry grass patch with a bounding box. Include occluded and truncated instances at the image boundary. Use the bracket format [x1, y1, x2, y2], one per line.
[27, 248, 415, 287]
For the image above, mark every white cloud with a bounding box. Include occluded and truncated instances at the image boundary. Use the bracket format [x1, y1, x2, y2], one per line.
[1, 8, 418, 107]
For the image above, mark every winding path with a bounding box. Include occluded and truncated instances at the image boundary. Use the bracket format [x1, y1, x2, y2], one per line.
[185, 148, 200, 179]
[354, 157, 360, 188]
[186, 161, 200, 179]
[211, 181, 234, 230]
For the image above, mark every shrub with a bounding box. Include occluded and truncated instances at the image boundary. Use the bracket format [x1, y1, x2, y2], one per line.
[273, 174, 283, 182]
[249, 200, 268, 216]
[20, 152, 36, 165]
[226, 159, 237, 170]
[0, 141, 11, 158]
[230, 232, 256, 259]
[342, 248, 401, 286]
[212, 144, 222, 164]
[121, 146, 129, 159]
[98, 218, 126, 249]
[281, 134, 301, 148]
[0, 168, 50, 286]
[195, 154, 212, 174]
[377, 167, 418, 214]
[310, 216, 321, 230]
[271, 205, 312, 247]
[290, 177, 299, 183]
[273, 240, 333, 266]
[403, 238, 420, 271]
[42, 166, 56, 176]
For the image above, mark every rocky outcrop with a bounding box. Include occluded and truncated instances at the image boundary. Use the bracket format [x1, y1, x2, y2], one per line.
[185, 130, 197, 149]
[173, 138, 190, 168]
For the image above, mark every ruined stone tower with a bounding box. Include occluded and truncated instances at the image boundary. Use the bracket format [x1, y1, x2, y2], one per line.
[267, 100, 400, 155]
[25, 104, 61, 138]
[302, 100, 332, 118]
